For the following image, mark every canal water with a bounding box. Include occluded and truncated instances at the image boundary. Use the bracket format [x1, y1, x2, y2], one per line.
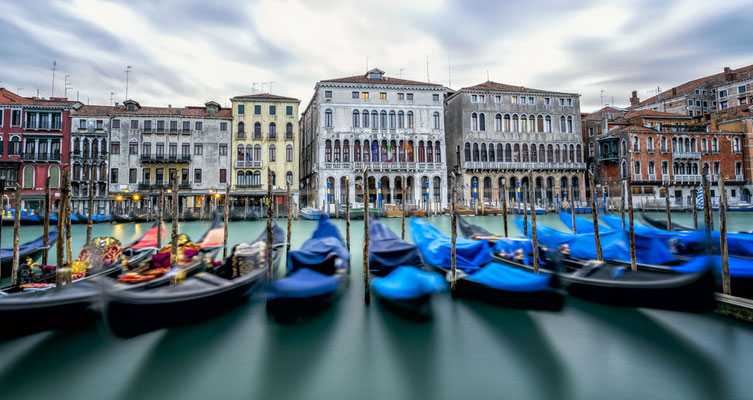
[0, 213, 752, 400]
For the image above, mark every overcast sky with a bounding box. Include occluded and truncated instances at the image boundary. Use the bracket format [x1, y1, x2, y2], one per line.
[1, 0, 751, 112]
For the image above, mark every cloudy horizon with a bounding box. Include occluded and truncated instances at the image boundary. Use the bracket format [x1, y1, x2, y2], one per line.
[1, 0, 751, 112]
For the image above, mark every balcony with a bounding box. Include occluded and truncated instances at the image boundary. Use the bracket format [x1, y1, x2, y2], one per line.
[140, 154, 191, 163]
[462, 161, 586, 171]
[169, 129, 178, 134]
[181, 129, 191, 135]
[142, 128, 153, 134]
[20, 152, 61, 162]
[236, 183, 263, 189]
[24, 123, 63, 131]
[599, 153, 619, 163]
[235, 160, 263, 168]
[338, 161, 445, 172]
[735, 175, 744, 181]
[673, 175, 702, 184]
[633, 173, 643, 181]
[672, 151, 701, 160]
[647, 174, 657, 181]
[236, 133, 246, 140]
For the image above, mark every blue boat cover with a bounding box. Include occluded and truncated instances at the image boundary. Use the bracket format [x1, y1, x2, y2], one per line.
[468, 262, 552, 292]
[267, 268, 342, 298]
[670, 254, 753, 278]
[516, 218, 675, 265]
[369, 221, 422, 275]
[287, 217, 350, 273]
[558, 212, 610, 233]
[410, 219, 491, 271]
[371, 266, 446, 300]
[1, 230, 58, 260]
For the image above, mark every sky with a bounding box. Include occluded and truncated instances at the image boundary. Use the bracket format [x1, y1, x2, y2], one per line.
[0, 0, 751, 113]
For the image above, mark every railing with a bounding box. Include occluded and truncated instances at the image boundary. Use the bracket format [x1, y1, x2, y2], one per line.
[673, 175, 702, 183]
[140, 154, 191, 162]
[20, 153, 61, 161]
[672, 151, 701, 159]
[463, 161, 586, 170]
[236, 132, 246, 140]
[169, 129, 178, 134]
[236, 183, 263, 189]
[182, 129, 191, 134]
[325, 161, 446, 171]
[633, 173, 642, 181]
[235, 160, 263, 168]
[735, 175, 744, 181]
[24, 123, 63, 131]
[647, 174, 657, 181]
[143, 128, 153, 134]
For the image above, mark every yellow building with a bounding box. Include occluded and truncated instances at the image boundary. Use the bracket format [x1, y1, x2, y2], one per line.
[230, 93, 300, 209]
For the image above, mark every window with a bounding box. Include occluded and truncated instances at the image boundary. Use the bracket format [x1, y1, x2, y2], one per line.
[219, 169, 227, 184]
[109, 118, 119, 129]
[397, 93, 404, 100]
[632, 136, 640, 152]
[130, 120, 138, 129]
[155, 168, 164, 183]
[220, 122, 227, 132]
[649, 162, 655, 175]
[129, 142, 138, 154]
[433, 94, 440, 101]
[110, 141, 120, 155]
[406, 93, 413, 100]
[363, 110, 369, 128]
[178, 121, 187, 133]
[253, 105, 261, 115]
[181, 168, 189, 183]
[194, 143, 203, 155]
[79, 119, 86, 129]
[559, 98, 565, 106]
[169, 121, 177, 133]
[734, 137, 741, 152]
[269, 122, 276, 139]
[129, 168, 137, 183]
[254, 122, 261, 139]
[182, 143, 190, 157]
[712, 138, 719, 152]
[544, 97, 550, 105]
[380, 92, 387, 100]
[512, 96, 518, 104]
[269, 105, 276, 115]
[695, 100, 701, 107]
[567, 99, 573, 106]
[286, 123, 293, 139]
[479, 113, 486, 131]
[269, 144, 276, 162]
[238, 104, 245, 114]
[719, 90, 728, 98]
[389, 111, 396, 128]
[286, 145, 293, 162]
[472, 95, 477, 103]
[494, 95, 501, 103]
[194, 169, 202, 183]
[195, 121, 202, 131]
[142, 169, 151, 184]
[739, 85, 747, 94]
[520, 97, 527, 105]
[110, 168, 118, 183]
[324, 109, 333, 127]
[560, 116, 566, 132]
[397, 111, 404, 128]
[286, 171, 293, 186]
[528, 97, 534, 104]
[353, 110, 360, 127]
[407, 111, 414, 128]
[471, 113, 478, 130]
[380, 111, 387, 128]
[567, 116, 573, 133]
[142, 143, 151, 156]
[720, 101, 728, 109]
[433, 112, 440, 129]
[634, 161, 640, 175]
[156, 143, 164, 156]
[361, 92, 369, 100]
[325, 91, 333, 99]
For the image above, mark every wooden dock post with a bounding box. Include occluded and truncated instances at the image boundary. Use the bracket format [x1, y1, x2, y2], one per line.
[64, 172, 72, 280]
[568, 183, 576, 233]
[719, 176, 731, 294]
[664, 181, 672, 231]
[41, 178, 50, 265]
[86, 178, 94, 243]
[450, 172, 458, 295]
[588, 171, 603, 261]
[55, 178, 66, 287]
[287, 181, 293, 254]
[627, 178, 636, 271]
[702, 173, 712, 254]
[502, 182, 508, 237]
[693, 189, 698, 229]
[620, 182, 625, 230]
[170, 179, 179, 266]
[523, 186, 528, 236]
[157, 188, 164, 249]
[11, 184, 21, 285]
[363, 167, 370, 304]
[528, 172, 540, 273]
[345, 177, 350, 252]
[266, 168, 274, 280]
[223, 184, 230, 259]
[401, 175, 406, 239]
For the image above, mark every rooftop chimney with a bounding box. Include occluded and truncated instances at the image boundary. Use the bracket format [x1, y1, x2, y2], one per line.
[630, 90, 640, 107]
[724, 67, 734, 82]
[671, 87, 677, 96]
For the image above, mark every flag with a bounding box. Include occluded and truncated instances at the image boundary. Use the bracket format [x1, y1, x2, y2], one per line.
[387, 142, 392, 162]
[371, 141, 378, 162]
[696, 186, 703, 209]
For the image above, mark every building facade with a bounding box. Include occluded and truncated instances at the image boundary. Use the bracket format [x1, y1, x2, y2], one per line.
[230, 93, 300, 208]
[444, 81, 586, 207]
[70, 105, 113, 214]
[109, 100, 232, 213]
[0, 88, 80, 210]
[300, 68, 448, 209]
[715, 71, 753, 110]
[589, 110, 746, 206]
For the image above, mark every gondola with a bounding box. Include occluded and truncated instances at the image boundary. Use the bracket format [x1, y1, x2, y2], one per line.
[368, 221, 445, 319]
[129, 212, 151, 223]
[103, 224, 285, 338]
[458, 216, 503, 244]
[300, 207, 322, 220]
[230, 209, 246, 221]
[638, 212, 693, 232]
[120, 220, 167, 263]
[0, 237, 127, 340]
[410, 219, 564, 310]
[267, 217, 350, 321]
[490, 236, 717, 312]
[181, 209, 200, 222]
[110, 210, 132, 223]
[20, 210, 43, 225]
[0, 230, 58, 278]
[246, 209, 261, 221]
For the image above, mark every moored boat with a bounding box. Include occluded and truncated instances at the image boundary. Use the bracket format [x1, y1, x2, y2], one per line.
[0, 231, 58, 278]
[300, 207, 322, 220]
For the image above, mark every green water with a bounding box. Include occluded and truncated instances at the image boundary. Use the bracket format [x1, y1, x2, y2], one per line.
[0, 214, 752, 400]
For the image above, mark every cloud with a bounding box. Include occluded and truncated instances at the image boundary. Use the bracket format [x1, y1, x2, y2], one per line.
[0, 0, 750, 112]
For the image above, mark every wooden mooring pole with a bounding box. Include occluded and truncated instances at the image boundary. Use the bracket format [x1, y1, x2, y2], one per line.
[170, 179, 179, 266]
[55, 178, 66, 287]
[363, 167, 370, 304]
[523, 185, 528, 236]
[401, 175, 406, 240]
[450, 172, 458, 295]
[568, 183, 576, 233]
[223, 184, 230, 259]
[266, 168, 274, 280]
[627, 178, 636, 271]
[157, 188, 164, 249]
[502, 183, 508, 237]
[693, 189, 699, 230]
[86, 178, 94, 243]
[702, 173, 712, 254]
[64, 172, 72, 280]
[345, 177, 350, 252]
[620, 182, 625, 230]
[588, 171, 602, 261]
[11, 184, 21, 285]
[528, 172, 540, 273]
[719, 176, 731, 295]
[42, 178, 50, 264]
[287, 181, 293, 254]
[664, 181, 672, 231]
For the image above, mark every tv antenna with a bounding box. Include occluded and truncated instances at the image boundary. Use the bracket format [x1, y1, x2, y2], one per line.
[124, 66, 133, 100]
[399, 69, 406, 79]
[110, 91, 117, 105]
[252, 83, 258, 94]
[269, 81, 276, 93]
[64, 75, 73, 99]
[51, 60, 57, 97]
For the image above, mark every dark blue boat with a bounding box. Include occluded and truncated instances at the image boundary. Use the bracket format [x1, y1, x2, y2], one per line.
[410, 219, 563, 310]
[267, 217, 350, 321]
[1, 230, 57, 278]
[368, 221, 444, 318]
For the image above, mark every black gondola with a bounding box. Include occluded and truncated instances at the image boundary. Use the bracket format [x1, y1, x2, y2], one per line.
[0, 231, 57, 278]
[230, 209, 246, 221]
[411, 219, 564, 311]
[102, 224, 285, 338]
[639, 213, 693, 232]
[245, 209, 261, 221]
[110, 210, 132, 223]
[181, 209, 200, 221]
[458, 216, 503, 244]
[266, 218, 350, 321]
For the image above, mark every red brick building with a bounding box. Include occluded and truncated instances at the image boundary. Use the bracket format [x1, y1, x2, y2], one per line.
[584, 108, 746, 207]
[0, 88, 81, 209]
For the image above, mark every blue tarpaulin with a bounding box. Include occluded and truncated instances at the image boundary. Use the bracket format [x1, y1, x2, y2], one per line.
[468, 262, 552, 292]
[267, 268, 342, 298]
[1, 230, 57, 261]
[369, 221, 422, 275]
[287, 217, 350, 273]
[410, 219, 491, 271]
[371, 266, 446, 299]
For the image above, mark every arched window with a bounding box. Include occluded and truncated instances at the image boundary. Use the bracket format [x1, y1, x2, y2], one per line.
[567, 116, 573, 133]
[324, 109, 333, 127]
[512, 115, 519, 132]
[520, 115, 527, 132]
[433, 112, 440, 129]
[480, 143, 487, 162]
[576, 144, 582, 162]
[286, 123, 293, 139]
[569, 144, 575, 162]
[479, 113, 486, 131]
[353, 110, 360, 127]
[334, 140, 341, 162]
[391, 140, 398, 162]
[253, 144, 261, 161]
[513, 143, 520, 162]
[547, 144, 553, 162]
[237, 122, 245, 138]
[426, 141, 433, 162]
[380, 140, 388, 161]
[435, 143, 441, 163]
[504, 114, 511, 131]
[621, 161, 627, 178]
[471, 112, 478, 130]
[325, 140, 332, 162]
[22, 165, 34, 189]
[268, 144, 276, 162]
[522, 144, 529, 162]
[472, 143, 479, 162]
[495, 114, 502, 131]
[254, 171, 261, 185]
[343, 140, 350, 162]
[371, 111, 378, 128]
[488, 143, 495, 162]
[701, 138, 708, 152]
[560, 116, 566, 132]
[505, 143, 512, 162]
[539, 144, 545, 162]
[236, 171, 244, 185]
[406, 141, 414, 162]
[286, 171, 293, 185]
[496, 144, 503, 162]
[363, 140, 371, 162]
[286, 145, 294, 162]
[537, 115, 544, 132]
[380, 111, 387, 128]
[545, 116, 552, 132]
[269, 122, 277, 139]
[419, 141, 426, 162]
[253, 122, 261, 139]
[734, 137, 741, 152]
[74, 138, 80, 154]
[407, 111, 414, 129]
[661, 136, 667, 152]
[634, 161, 641, 175]
[555, 144, 561, 162]
[354, 140, 361, 162]
[390, 111, 397, 128]
[363, 110, 370, 128]
[530, 143, 537, 162]
[398, 111, 404, 128]
[464, 143, 471, 161]
[236, 144, 244, 162]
